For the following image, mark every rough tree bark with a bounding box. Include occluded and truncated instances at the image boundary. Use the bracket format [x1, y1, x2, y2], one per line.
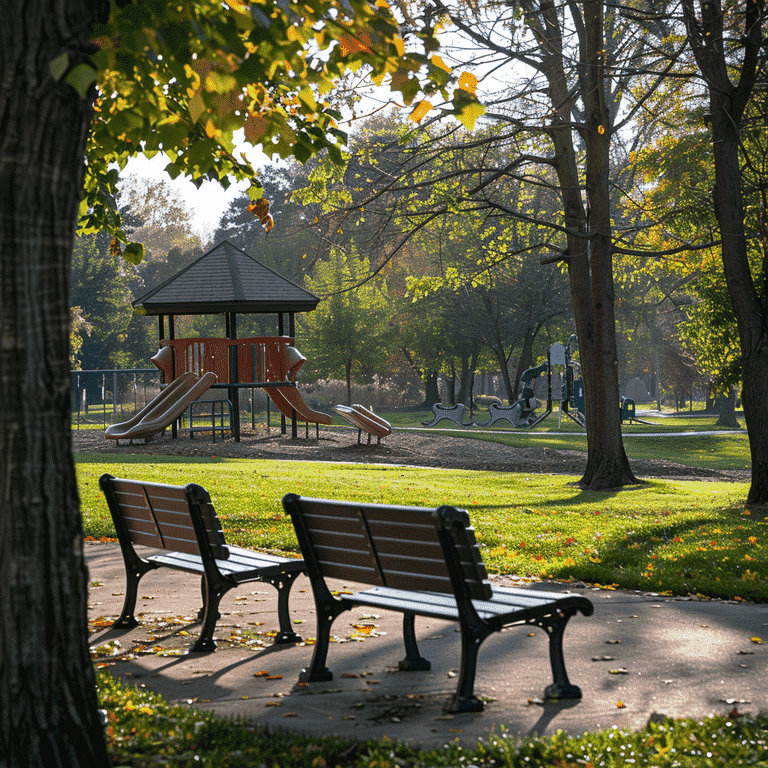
[682, 0, 768, 504]
[0, 3, 112, 766]
[533, 0, 638, 488]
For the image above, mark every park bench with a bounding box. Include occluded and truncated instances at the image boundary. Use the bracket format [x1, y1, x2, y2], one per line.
[282, 494, 594, 713]
[100, 474, 305, 652]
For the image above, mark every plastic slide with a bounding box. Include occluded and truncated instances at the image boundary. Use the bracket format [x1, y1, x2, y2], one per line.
[334, 404, 392, 440]
[105, 372, 217, 441]
[265, 385, 333, 425]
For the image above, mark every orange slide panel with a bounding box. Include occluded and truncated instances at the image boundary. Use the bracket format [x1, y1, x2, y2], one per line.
[266, 385, 333, 425]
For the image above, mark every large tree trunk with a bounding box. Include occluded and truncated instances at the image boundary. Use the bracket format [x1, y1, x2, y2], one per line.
[578, 0, 637, 489]
[710, 119, 768, 500]
[0, 4, 111, 766]
[537, 0, 637, 489]
[682, 0, 768, 504]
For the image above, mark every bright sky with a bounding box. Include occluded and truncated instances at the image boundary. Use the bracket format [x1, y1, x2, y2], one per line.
[122, 153, 250, 244]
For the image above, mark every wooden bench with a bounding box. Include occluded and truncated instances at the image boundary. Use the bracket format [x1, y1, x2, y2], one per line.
[100, 474, 306, 652]
[282, 494, 593, 713]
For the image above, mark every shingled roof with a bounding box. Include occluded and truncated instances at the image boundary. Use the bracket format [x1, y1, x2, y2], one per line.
[132, 239, 320, 316]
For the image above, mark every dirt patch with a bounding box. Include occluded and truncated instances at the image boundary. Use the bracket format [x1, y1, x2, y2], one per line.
[74, 424, 750, 484]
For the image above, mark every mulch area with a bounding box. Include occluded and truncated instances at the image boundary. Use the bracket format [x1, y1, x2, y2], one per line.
[73, 424, 750, 484]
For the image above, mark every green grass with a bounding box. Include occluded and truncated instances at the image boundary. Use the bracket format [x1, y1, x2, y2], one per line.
[77, 453, 767, 602]
[99, 670, 768, 767]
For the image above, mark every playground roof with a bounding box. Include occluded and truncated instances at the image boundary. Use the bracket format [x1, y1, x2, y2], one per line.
[131, 239, 320, 316]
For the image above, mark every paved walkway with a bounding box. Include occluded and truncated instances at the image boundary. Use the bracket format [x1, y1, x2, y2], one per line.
[86, 542, 767, 749]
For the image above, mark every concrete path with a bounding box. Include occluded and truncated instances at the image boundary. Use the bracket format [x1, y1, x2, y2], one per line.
[86, 542, 767, 749]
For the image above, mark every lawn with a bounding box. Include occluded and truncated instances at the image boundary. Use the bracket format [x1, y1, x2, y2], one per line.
[77, 449, 764, 602]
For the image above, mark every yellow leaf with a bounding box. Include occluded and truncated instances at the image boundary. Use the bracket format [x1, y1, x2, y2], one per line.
[598, 125, 605, 134]
[617, 700, 626, 709]
[458, 72, 478, 95]
[430, 54, 451, 74]
[751, 637, 763, 644]
[205, 119, 220, 139]
[409, 99, 432, 123]
[456, 101, 484, 131]
[393, 34, 405, 58]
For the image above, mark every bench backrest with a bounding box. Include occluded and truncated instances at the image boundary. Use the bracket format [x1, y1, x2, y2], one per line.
[282, 495, 492, 601]
[100, 474, 229, 560]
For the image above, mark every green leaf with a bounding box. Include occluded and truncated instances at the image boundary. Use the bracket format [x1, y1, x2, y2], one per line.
[122, 242, 146, 265]
[65, 63, 98, 98]
[49, 52, 69, 82]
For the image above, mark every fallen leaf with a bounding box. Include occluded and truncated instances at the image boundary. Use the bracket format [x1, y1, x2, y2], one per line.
[592, 655, 616, 662]
[609, 668, 629, 675]
[617, 701, 626, 709]
[751, 637, 763, 644]
[606, 640, 622, 645]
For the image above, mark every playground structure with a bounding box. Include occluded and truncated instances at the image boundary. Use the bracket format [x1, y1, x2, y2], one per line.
[423, 335, 589, 430]
[150, 337, 332, 440]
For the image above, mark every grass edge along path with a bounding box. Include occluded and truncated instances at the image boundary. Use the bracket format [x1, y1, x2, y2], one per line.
[99, 670, 768, 767]
[77, 455, 766, 602]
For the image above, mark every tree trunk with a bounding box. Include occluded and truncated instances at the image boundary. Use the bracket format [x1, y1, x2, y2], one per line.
[682, 0, 768, 504]
[538, 0, 637, 489]
[715, 388, 740, 428]
[0, 5, 111, 766]
[512, 324, 538, 398]
[423, 370, 440, 408]
[345, 360, 353, 405]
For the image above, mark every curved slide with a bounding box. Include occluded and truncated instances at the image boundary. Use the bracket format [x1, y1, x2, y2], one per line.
[105, 372, 217, 441]
[265, 385, 333, 425]
[333, 404, 391, 440]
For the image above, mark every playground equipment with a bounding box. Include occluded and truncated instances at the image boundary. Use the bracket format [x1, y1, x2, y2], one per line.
[333, 404, 392, 444]
[151, 337, 332, 439]
[423, 335, 587, 430]
[105, 372, 217, 442]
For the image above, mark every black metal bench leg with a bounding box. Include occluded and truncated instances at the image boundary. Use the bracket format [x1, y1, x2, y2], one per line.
[191, 584, 227, 653]
[299, 605, 338, 683]
[541, 611, 582, 700]
[398, 613, 431, 671]
[267, 571, 302, 644]
[113, 560, 155, 629]
[446, 628, 489, 713]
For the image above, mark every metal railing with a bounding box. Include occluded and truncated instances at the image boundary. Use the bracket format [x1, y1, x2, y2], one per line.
[71, 369, 161, 429]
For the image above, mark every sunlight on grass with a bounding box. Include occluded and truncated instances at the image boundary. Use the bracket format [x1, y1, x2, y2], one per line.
[77, 453, 766, 602]
[98, 669, 768, 767]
